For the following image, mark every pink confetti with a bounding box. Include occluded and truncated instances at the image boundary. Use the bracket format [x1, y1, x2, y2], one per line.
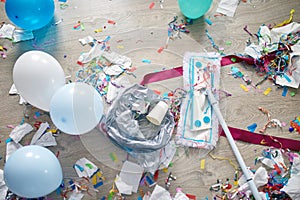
[149, 2, 155, 9]
[6, 125, 15, 129]
[157, 46, 164, 53]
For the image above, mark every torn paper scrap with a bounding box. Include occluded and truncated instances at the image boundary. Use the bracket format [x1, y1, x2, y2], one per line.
[30, 122, 49, 145]
[6, 139, 22, 161]
[119, 160, 144, 193]
[106, 75, 131, 103]
[74, 157, 99, 178]
[68, 190, 84, 200]
[149, 185, 172, 200]
[115, 175, 133, 195]
[102, 51, 132, 70]
[281, 174, 300, 200]
[173, 190, 189, 200]
[13, 29, 34, 42]
[77, 43, 105, 64]
[9, 84, 28, 104]
[253, 166, 268, 188]
[78, 36, 95, 46]
[0, 169, 8, 200]
[215, 0, 239, 17]
[0, 24, 15, 39]
[9, 123, 33, 143]
[33, 131, 57, 147]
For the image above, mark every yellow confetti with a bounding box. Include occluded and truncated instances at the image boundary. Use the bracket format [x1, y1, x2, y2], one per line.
[91, 174, 97, 185]
[162, 167, 168, 173]
[234, 180, 239, 186]
[117, 45, 124, 49]
[200, 159, 205, 169]
[94, 28, 103, 33]
[263, 87, 272, 95]
[240, 84, 249, 92]
[0, 46, 3, 51]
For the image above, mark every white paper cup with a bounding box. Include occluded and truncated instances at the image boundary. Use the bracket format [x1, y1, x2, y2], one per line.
[146, 101, 169, 125]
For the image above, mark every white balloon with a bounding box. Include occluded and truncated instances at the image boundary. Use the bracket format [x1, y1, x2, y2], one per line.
[13, 51, 66, 111]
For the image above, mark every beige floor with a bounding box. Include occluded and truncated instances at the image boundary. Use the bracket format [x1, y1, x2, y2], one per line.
[1, 0, 300, 199]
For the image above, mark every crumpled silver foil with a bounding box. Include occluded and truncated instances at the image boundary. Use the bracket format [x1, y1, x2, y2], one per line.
[105, 84, 175, 153]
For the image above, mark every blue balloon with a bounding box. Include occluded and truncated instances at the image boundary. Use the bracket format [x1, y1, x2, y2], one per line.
[50, 82, 104, 135]
[5, 0, 55, 30]
[4, 145, 63, 198]
[178, 0, 212, 19]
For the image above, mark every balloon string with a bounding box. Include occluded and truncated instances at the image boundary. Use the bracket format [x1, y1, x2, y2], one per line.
[209, 153, 239, 171]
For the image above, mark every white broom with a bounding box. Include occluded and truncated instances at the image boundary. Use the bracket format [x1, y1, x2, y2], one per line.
[206, 89, 262, 200]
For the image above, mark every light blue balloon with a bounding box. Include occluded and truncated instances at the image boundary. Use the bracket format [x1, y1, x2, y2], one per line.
[178, 0, 213, 19]
[4, 145, 63, 198]
[5, 0, 55, 30]
[50, 82, 104, 135]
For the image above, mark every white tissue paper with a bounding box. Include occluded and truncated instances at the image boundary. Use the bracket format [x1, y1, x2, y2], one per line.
[0, 169, 8, 200]
[149, 185, 172, 200]
[115, 175, 134, 195]
[216, 0, 239, 17]
[119, 160, 144, 193]
[9, 123, 33, 143]
[281, 156, 300, 199]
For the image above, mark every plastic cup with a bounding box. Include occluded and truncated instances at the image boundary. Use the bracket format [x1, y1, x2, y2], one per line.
[146, 101, 169, 126]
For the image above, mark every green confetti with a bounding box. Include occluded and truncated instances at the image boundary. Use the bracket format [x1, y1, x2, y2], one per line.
[109, 152, 118, 162]
[225, 41, 232, 45]
[85, 163, 93, 169]
[290, 91, 296, 97]
[231, 57, 237, 62]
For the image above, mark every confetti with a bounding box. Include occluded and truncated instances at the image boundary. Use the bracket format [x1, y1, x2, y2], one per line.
[240, 84, 249, 92]
[142, 59, 151, 63]
[263, 87, 272, 95]
[149, 2, 155, 9]
[205, 18, 212, 25]
[200, 159, 205, 169]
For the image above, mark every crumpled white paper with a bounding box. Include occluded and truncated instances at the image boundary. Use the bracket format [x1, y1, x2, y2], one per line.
[32, 131, 57, 147]
[9, 84, 27, 105]
[0, 169, 8, 200]
[78, 36, 95, 46]
[0, 24, 15, 39]
[238, 167, 268, 195]
[29, 122, 57, 147]
[256, 148, 287, 176]
[145, 185, 190, 200]
[281, 156, 300, 199]
[173, 190, 189, 200]
[148, 185, 172, 200]
[216, 0, 239, 17]
[78, 42, 105, 64]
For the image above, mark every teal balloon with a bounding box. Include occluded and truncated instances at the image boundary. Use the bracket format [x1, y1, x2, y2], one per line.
[50, 82, 104, 135]
[4, 145, 63, 198]
[178, 0, 212, 19]
[5, 0, 55, 30]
